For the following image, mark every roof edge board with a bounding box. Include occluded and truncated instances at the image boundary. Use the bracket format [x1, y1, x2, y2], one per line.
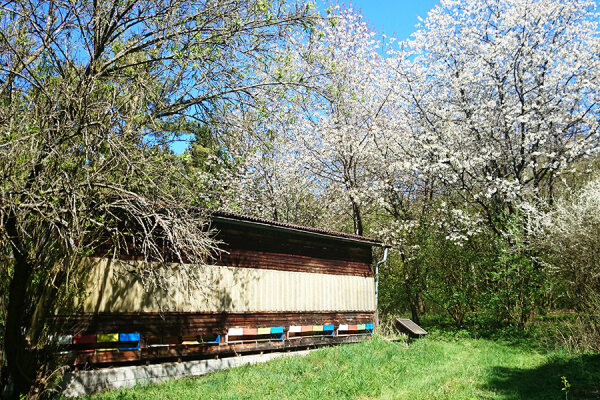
[210, 216, 381, 246]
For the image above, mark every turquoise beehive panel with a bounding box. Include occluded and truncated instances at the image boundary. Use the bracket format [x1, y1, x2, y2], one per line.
[119, 332, 140, 350]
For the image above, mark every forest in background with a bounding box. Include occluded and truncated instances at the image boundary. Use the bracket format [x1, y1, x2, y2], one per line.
[1, 0, 600, 397]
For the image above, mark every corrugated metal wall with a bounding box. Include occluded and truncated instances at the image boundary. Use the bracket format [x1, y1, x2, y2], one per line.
[83, 258, 375, 313]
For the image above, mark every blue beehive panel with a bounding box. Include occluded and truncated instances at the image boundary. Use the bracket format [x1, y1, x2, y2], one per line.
[270, 326, 284, 334]
[323, 324, 335, 337]
[119, 333, 140, 350]
[270, 326, 284, 340]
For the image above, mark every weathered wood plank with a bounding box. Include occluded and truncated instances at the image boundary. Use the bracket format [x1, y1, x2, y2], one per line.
[395, 318, 428, 338]
[216, 249, 372, 276]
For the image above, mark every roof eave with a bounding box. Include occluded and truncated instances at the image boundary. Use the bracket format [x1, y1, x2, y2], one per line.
[210, 215, 382, 247]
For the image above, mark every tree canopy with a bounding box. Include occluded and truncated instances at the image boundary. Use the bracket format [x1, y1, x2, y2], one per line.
[0, 0, 314, 397]
[232, 0, 600, 326]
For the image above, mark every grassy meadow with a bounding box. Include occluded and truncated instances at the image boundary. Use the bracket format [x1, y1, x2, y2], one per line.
[84, 321, 600, 400]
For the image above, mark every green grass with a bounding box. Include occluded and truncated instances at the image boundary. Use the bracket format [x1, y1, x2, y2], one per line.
[85, 333, 600, 400]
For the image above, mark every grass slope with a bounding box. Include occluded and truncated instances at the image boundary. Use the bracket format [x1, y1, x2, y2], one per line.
[86, 335, 600, 400]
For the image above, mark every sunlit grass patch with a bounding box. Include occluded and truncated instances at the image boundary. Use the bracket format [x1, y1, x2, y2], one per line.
[83, 335, 600, 400]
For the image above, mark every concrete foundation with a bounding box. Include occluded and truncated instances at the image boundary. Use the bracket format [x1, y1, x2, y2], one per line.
[62, 350, 311, 397]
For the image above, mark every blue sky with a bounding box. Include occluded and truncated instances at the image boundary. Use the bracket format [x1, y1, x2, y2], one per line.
[342, 1, 441, 39]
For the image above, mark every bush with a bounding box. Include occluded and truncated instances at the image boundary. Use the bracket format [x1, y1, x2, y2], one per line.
[533, 176, 600, 313]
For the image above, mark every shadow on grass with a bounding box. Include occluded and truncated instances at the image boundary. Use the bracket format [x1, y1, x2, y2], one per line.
[485, 354, 600, 400]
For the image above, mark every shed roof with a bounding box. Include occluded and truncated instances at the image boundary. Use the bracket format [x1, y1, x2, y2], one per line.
[208, 210, 381, 246]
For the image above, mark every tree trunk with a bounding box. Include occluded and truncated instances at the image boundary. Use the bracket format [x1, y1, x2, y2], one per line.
[4, 218, 36, 399]
[418, 291, 426, 315]
[407, 292, 420, 325]
[400, 252, 420, 324]
[351, 200, 363, 236]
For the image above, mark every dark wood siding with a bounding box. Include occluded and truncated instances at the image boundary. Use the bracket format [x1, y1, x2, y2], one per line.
[56, 311, 375, 336]
[213, 223, 373, 277]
